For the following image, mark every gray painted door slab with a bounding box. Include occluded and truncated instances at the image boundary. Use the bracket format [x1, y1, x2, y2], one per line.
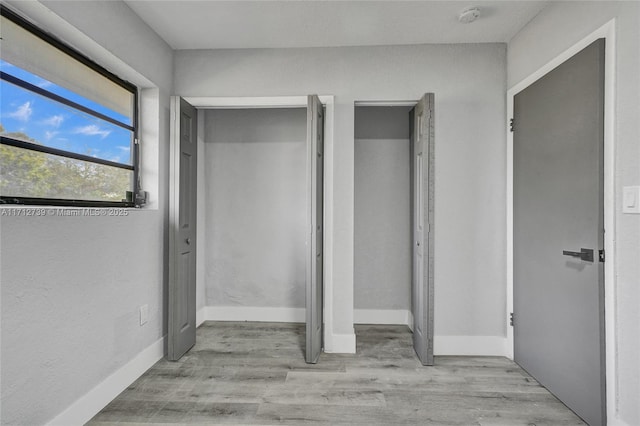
[306, 95, 324, 364]
[411, 93, 435, 366]
[514, 39, 605, 426]
[168, 96, 197, 361]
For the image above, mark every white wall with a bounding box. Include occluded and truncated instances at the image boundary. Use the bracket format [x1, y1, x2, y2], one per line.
[508, 2, 640, 425]
[203, 108, 307, 309]
[0, 1, 173, 424]
[354, 106, 411, 312]
[176, 43, 508, 350]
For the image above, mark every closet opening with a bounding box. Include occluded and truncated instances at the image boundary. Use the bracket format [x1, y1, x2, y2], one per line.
[354, 105, 413, 331]
[169, 96, 328, 364]
[202, 107, 308, 354]
[354, 96, 435, 366]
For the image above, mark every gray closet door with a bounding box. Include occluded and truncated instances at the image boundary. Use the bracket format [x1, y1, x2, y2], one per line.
[168, 96, 198, 361]
[513, 39, 605, 426]
[306, 94, 324, 364]
[411, 93, 435, 366]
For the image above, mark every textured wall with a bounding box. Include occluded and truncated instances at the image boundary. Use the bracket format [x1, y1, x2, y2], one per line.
[203, 108, 307, 308]
[0, 1, 173, 424]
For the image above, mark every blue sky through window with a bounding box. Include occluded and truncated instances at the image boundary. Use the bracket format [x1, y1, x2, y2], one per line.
[0, 60, 131, 125]
[0, 60, 133, 165]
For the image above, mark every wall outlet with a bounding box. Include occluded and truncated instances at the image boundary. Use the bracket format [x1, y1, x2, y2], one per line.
[139, 304, 149, 326]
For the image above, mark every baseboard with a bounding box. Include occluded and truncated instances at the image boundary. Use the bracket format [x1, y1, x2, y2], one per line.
[200, 307, 508, 357]
[46, 336, 165, 426]
[354, 309, 412, 327]
[203, 306, 305, 323]
[607, 417, 632, 426]
[353, 312, 507, 356]
[196, 306, 206, 327]
[324, 330, 357, 354]
[434, 335, 509, 356]
[202, 306, 356, 354]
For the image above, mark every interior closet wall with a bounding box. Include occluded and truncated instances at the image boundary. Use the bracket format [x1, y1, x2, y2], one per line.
[354, 106, 412, 313]
[203, 108, 307, 309]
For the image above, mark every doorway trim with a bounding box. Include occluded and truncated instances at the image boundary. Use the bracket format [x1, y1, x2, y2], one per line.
[184, 95, 338, 352]
[506, 19, 616, 421]
[354, 100, 419, 107]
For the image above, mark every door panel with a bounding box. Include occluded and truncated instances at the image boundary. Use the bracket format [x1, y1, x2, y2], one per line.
[168, 97, 197, 361]
[179, 152, 192, 229]
[178, 252, 191, 329]
[411, 93, 435, 366]
[513, 39, 605, 426]
[306, 94, 324, 364]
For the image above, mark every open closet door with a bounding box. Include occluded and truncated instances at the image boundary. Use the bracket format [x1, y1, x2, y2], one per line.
[305, 95, 324, 364]
[168, 96, 198, 361]
[411, 93, 435, 366]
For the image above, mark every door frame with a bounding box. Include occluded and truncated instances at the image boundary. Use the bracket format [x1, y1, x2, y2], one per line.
[506, 19, 616, 420]
[178, 95, 335, 350]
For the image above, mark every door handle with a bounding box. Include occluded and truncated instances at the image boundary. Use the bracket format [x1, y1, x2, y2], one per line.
[186, 238, 191, 245]
[562, 248, 594, 262]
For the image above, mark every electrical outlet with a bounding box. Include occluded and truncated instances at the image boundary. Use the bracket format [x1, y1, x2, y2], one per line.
[140, 304, 148, 326]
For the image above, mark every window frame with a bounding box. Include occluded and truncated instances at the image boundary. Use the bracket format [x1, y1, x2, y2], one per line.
[0, 5, 139, 208]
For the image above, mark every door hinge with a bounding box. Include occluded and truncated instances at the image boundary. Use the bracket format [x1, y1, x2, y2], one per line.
[510, 312, 514, 327]
[509, 118, 514, 133]
[599, 249, 605, 263]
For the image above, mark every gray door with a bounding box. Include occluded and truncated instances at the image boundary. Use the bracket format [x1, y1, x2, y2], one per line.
[513, 39, 605, 426]
[411, 94, 435, 366]
[305, 95, 324, 364]
[168, 96, 198, 361]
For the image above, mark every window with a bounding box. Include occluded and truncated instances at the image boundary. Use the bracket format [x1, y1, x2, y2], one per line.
[0, 5, 138, 207]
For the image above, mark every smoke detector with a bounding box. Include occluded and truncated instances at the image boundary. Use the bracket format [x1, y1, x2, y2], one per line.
[459, 7, 481, 24]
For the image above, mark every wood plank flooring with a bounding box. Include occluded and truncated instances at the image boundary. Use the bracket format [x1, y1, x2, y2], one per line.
[88, 322, 585, 425]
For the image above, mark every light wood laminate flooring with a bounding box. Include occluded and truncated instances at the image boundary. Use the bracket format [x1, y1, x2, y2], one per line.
[88, 322, 585, 425]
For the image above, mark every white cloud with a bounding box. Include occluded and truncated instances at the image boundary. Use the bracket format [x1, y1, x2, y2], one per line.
[73, 125, 111, 139]
[36, 80, 54, 89]
[42, 114, 64, 128]
[117, 146, 131, 152]
[44, 131, 59, 141]
[8, 102, 32, 122]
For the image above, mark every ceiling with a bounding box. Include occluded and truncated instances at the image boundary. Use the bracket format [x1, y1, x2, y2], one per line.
[123, 1, 549, 50]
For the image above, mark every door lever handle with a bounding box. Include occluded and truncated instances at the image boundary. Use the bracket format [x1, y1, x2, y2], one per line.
[562, 248, 594, 262]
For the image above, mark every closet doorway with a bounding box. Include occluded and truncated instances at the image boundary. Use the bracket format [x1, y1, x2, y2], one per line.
[354, 94, 434, 365]
[168, 95, 326, 364]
